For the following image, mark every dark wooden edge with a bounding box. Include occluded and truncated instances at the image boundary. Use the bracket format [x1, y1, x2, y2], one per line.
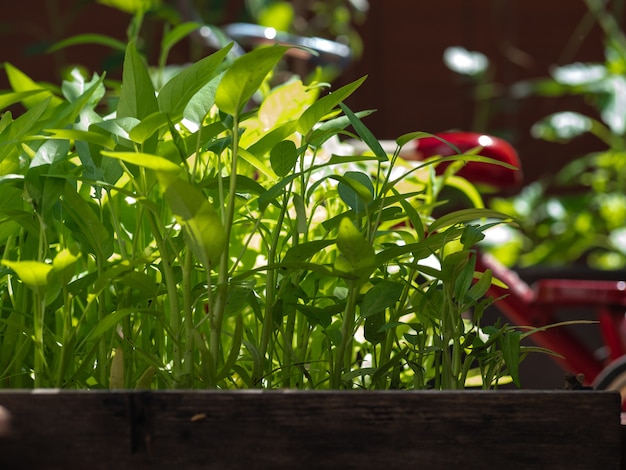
[0, 390, 621, 469]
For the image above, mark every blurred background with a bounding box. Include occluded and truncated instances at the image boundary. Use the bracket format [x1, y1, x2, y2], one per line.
[0, 0, 613, 182]
[2, 0, 625, 389]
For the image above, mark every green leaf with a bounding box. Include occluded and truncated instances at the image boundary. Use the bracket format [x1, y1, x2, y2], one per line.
[396, 131, 432, 148]
[117, 42, 158, 120]
[2, 260, 53, 293]
[215, 45, 290, 116]
[396, 193, 425, 241]
[98, 0, 160, 14]
[259, 80, 317, 129]
[334, 217, 376, 281]
[270, 140, 298, 177]
[364, 311, 386, 344]
[246, 121, 298, 158]
[307, 110, 374, 148]
[239, 147, 277, 179]
[126, 111, 168, 143]
[336, 171, 374, 213]
[0, 90, 47, 110]
[160, 22, 202, 65]
[360, 281, 404, 318]
[4, 63, 63, 110]
[428, 208, 514, 233]
[30, 138, 71, 168]
[467, 269, 492, 302]
[217, 314, 244, 381]
[293, 192, 307, 234]
[157, 45, 231, 116]
[43, 129, 116, 150]
[283, 240, 335, 263]
[460, 224, 486, 248]
[52, 248, 81, 285]
[87, 308, 135, 343]
[339, 102, 388, 162]
[135, 366, 156, 389]
[102, 150, 181, 173]
[258, 173, 299, 210]
[47, 33, 127, 53]
[452, 253, 475, 301]
[501, 330, 521, 387]
[61, 183, 112, 259]
[297, 76, 366, 135]
[159, 175, 226, 267]
[184, 74, 222, 125]
[182, 202, 227, 267]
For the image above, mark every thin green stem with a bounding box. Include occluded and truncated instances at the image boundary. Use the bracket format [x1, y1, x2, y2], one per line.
[258, 197, 289, 385]
[181, 248, 194, 387]
[209, 113, 241, 387]
[33, 295, 46, 387]
[331, 283, 360, 389]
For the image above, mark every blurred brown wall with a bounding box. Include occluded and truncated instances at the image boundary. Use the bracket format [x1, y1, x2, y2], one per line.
[342, 1, 611, 183]
[1, 1, 615, 183]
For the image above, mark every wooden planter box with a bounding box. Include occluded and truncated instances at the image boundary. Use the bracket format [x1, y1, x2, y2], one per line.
[0, 390, 621, 469]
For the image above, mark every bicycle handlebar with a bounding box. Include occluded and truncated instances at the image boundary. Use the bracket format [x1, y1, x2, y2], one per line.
[222, 23, 352, 68]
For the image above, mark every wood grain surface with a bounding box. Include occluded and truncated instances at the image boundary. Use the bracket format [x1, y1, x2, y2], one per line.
[0, 390, 621, 469]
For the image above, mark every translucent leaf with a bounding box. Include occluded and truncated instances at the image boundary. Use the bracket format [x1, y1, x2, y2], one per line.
[101, 150, 181, 173]
[0, 90, 47, 110]
[339, 102, 388, 162]
[2, 260, 53, 292]
[297, 76, 366, 135]
[396, 131, 432, 149]
[4, 63, 63, 110]
[117, 42, 158, 120]
[160, 22, 202, 64]
[159, 175, 226, 267]
[215, 45, 289, 116]
[157, 45, 231, 117]
[52, 248, 81, 285]
[428, 208, 514, 233]
[47, 33, 127, 53]
[97, 0, 160, 14]
[238, 148, 277, 179]
[258, 2, 294, 31]
[127, 111, 169, 143]
[334, 217, 375, 281]
[44, 129, 116, 150]
[185, 204, 226, 267]
[184, 74, 222, 125]
[259, 80, 316, 129]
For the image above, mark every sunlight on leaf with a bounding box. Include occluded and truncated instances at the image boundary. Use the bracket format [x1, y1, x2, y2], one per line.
[2, 260, 53, 292]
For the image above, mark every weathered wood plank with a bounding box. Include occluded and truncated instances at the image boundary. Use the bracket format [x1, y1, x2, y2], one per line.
[0, 390, 620, 469]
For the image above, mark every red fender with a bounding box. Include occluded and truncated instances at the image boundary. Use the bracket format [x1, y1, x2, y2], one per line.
[404, 131, 523, 191]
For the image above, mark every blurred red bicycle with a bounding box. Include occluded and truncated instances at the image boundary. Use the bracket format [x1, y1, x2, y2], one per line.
[406, 131, 626, 403]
